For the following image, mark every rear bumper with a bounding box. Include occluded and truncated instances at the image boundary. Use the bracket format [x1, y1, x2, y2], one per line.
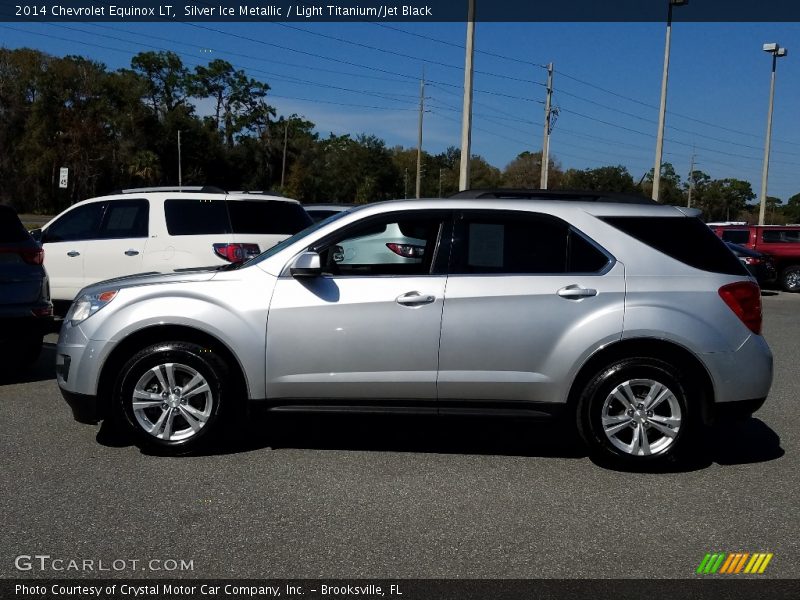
[60, 389, 101, 424]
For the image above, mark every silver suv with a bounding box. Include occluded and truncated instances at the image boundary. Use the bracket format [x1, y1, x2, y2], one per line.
[56, 196, 773, 465]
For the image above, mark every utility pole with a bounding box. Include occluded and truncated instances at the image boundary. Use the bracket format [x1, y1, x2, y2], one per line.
[416, 68, 425, 199]
[759, 43, 788, 226]
[439, 168, 444, 198]
[687, 151, 695, 208]
[177, 130, 182, 188]
[404, 168, 409, 199]
[459, 0, 476, 191]
[653, 0, 688, 202]
[540, 62, 554, 189]
[281, 121, 289, 188]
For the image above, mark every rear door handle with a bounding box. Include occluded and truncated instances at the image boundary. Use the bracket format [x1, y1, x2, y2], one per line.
[396, 291, 436, 306]
[557, 285, 598, 300]
[67, 251, 80, 257]
[124, 249, 140, 256]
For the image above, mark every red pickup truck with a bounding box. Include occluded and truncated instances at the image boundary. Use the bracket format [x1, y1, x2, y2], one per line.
[709, 224, 800, 292]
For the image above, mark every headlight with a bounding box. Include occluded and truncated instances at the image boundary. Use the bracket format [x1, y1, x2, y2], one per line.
[66, 290, 118, 326]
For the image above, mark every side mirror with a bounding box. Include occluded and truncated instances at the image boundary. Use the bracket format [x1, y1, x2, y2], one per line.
[290, 251, 322, 277]
[30, 228, 43, 243]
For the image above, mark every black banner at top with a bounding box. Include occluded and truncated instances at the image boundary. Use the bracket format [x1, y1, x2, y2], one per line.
[2, 0, 800, 22]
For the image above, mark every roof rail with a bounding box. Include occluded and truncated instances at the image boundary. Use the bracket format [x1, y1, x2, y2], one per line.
[113, 186, 227, 194]
[228, 190, 287, 197]
[449, 188, 657, 205]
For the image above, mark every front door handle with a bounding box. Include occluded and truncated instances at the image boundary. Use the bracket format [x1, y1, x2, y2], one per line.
[557, 285, 598, 300]
[396, 291, 436, 306]
[67, 250, 80, 257]
[124, 249, 140, 256]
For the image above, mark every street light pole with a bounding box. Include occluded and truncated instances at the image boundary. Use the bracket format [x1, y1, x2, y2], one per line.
[459, 0, 476, 191]
[652, 0, 687, 202]
[759, 43, 788, 226]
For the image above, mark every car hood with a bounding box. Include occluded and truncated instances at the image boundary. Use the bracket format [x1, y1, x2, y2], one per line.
[78, 269, 220, 296]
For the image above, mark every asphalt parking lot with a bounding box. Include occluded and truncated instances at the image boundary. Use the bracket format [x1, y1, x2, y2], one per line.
[1, 292, 797, 580]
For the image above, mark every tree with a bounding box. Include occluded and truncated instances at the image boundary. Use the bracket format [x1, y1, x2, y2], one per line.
[502, 151, 564, 189]
[696, 178, 755, 222]
[786, 193, 800, 224]
[561, 165, 638, 193]
[129, 51, 190, 117]
[641, 162, 683, 204]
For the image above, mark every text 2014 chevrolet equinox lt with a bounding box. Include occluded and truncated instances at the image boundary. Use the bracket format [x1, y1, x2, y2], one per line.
[56, 197, 773, 465]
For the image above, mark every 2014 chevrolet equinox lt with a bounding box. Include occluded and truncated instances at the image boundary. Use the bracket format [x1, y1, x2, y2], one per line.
[56, 196, 773, 465]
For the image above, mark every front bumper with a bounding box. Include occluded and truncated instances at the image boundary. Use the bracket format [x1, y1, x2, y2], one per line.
[60, 388, 101, 424]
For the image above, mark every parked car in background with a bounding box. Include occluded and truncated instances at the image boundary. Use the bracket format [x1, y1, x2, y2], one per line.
[57, 194, 772, 466]
[32, 187, 312, 309]
[0, 205, 53, 373]
[709, 224, 800, 292]
[303, 203, 355, 223]
[725, 242, 777, 286]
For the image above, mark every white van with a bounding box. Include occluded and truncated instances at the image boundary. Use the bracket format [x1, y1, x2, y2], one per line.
[33, 187, 312, 305]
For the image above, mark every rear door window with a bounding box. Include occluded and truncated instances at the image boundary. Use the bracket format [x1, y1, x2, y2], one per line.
[164, 199, 230, 235]
[762, 229, 800, 243]
[99, 199, 149, 239]
[720, 229, 750, 244]
[452, 211, 610, 275]
[227, 200, 312, 235]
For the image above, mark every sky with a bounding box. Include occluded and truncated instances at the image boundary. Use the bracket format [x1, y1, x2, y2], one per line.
[1, 19, 799, 201]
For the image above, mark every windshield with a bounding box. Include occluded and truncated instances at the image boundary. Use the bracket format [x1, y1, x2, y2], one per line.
[235, 209, 351, 269]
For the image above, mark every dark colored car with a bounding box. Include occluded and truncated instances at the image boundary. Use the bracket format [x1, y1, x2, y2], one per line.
[0, 205, 53, 374]
[725, 241, 777, 286]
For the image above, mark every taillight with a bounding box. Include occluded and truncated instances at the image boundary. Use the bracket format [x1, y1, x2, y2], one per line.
[386, 243, 425, 259]
[719, 281, 762, 335]
[0, 246, 44, 265]
[742, 257, 762, 266]
[212, 243, 260, 263]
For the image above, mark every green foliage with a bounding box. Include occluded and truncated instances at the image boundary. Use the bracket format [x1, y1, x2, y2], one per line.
[561, 165, 638, 193]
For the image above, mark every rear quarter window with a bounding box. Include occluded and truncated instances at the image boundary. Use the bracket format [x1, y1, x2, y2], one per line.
[228, 201, 312, 235]
[165, 199, 230, 235]
[602, 216, 748, 276]
[0, 207, 30, 243]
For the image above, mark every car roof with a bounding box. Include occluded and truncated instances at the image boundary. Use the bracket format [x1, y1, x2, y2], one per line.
[70, 188, 301, 206]
[450, 188, 658, 205]
[344, 197, 696, 218]
[303, 203, 356, 210]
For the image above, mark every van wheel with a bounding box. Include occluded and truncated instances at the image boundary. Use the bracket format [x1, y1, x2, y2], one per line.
[780, 266, 800, 293]
[115, 341, 230, 454]
[577, 358, 694, 466]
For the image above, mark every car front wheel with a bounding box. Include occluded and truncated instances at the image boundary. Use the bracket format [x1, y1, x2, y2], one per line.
[115, 341, 230, 454]
[577, 358, 694, 466]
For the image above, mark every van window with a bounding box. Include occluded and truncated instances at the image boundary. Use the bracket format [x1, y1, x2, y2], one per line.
[165, 199, 229, 235]
[227, 201, 312, 235]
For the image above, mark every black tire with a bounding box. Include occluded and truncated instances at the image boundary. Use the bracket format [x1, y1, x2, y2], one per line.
[780, 265, 800, 293]
[577, 358, 696, 466]
[115, 341, 231, 454]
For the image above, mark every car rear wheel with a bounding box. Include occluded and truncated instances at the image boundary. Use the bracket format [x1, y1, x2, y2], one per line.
[115, 341, 230, 454]
[780, 265, 800, 293]
[577, 358, 695, 466]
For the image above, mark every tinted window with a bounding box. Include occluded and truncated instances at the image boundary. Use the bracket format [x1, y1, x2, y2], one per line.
[100, 200, 149, 239]
[165, 199, 230, 235]
[762, 229, 800, 244]
[319, 214, 443, 276]
[452, 212, 609, 275]
[603, 216, 748, 276]
[0, 206, 29, 243]
[721, 229, 750, 244]
[45, 202, 106, 242]
[228, 201, 312, 235]
[307, 209, 339, 223]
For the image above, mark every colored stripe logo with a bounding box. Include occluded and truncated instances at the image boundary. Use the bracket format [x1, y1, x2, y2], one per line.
[697, 552, 773, 574]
